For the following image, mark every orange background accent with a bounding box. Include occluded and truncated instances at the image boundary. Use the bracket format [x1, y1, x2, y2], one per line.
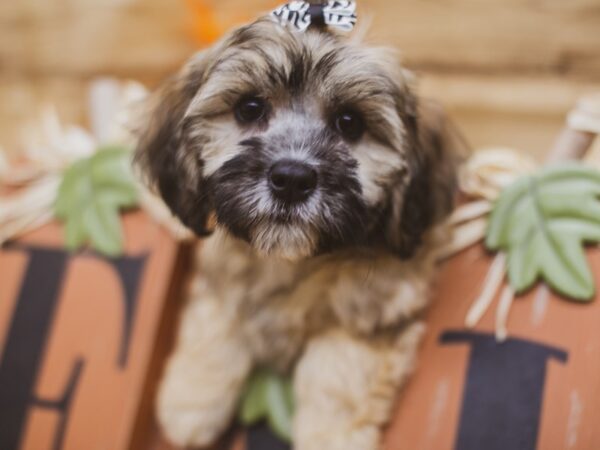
[384, 245, 600, 450]
[0, 212, 183, 450]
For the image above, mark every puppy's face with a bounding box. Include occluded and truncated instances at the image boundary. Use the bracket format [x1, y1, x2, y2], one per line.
[136, 18, 460, 260]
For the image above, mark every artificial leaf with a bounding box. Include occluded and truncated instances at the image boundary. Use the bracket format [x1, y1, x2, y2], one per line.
[65, 213, 85, 250]
[265, 374, 293, 442]
[239, 370, 269, 424]
[54, 146, 138, 257]
[239, 368, 294, 443]
[486, 163, 600, 301]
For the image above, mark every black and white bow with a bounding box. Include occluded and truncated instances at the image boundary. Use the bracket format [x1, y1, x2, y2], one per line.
[270, 1, 357, 33]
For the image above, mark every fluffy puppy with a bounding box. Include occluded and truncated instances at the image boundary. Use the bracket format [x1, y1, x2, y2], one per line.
[136, 15, 463, 450]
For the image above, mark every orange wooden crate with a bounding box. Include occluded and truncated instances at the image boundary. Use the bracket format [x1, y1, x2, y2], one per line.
[0, 212, 188, 450]
[3, 209, 600, 450]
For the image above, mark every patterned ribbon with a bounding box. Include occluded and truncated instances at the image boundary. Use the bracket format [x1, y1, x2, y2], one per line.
[270, 1, 357, 33]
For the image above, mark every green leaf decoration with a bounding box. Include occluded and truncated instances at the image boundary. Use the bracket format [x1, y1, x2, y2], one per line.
[54, 146, 138, 257]
[239, 368, 294, 443]
[486, 163, 600, 301]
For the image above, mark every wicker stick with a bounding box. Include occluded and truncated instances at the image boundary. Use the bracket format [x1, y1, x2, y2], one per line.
[546, 94, 600, 163]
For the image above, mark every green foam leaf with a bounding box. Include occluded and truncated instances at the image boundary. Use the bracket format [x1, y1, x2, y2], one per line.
[54, 146, 138, 257]
[239, 368, 294, 443]
[486, 163, 600, 301]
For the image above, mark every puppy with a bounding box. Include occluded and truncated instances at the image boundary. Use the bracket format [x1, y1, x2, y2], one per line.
[135, 13, 463, 450]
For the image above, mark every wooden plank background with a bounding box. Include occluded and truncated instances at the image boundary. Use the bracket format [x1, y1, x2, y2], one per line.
[1, 0, 600, 158]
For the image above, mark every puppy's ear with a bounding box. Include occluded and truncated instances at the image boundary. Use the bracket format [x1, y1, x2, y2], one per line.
[134, 51, 214, 236]
[387, 99, 468, 258]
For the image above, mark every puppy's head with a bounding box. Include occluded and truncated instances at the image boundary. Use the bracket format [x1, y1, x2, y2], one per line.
[136, 18, 463, 260]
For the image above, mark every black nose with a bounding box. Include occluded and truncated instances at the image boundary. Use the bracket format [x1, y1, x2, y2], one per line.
[269, 159, 318, 203]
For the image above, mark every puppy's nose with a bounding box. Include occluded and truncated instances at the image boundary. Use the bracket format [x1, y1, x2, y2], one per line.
[269, 160, 317, 203]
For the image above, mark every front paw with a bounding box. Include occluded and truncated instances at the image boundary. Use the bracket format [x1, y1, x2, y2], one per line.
[156, 296, 252, 447]
[157, 373, 228, 448]
[156, 345, 251, 448]
[293, 324, 426, 450]
[294, 416, 382, 450]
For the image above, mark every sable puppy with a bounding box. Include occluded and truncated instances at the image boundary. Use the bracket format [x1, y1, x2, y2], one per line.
[136, 14, 463, 450]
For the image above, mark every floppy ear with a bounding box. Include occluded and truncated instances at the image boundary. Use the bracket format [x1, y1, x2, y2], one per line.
[134, 51, 214, 236]
[388, 99, 468, 258]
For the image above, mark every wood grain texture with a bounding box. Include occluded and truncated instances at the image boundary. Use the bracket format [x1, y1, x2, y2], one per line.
[1, 0, 599, 157]
[0, 0, 195, 78]
[0, 76, 87, 154]
[364, 0, 600, 78]
[3, 0, 599, 78]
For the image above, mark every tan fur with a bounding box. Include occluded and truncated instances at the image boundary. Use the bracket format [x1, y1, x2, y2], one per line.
[135, 16, 465, 450]
[158, 226, 448, 448]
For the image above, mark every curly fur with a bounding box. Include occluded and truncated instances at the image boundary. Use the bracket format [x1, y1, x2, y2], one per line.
[136, 16, 464, 450]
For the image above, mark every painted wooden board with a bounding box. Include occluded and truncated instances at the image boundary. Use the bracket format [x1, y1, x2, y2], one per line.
[0, 212, 187, 450]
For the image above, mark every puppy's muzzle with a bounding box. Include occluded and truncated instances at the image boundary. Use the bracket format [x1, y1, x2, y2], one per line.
[268, 159, 318, 204]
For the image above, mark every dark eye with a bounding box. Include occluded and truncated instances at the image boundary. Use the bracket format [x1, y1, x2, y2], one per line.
[334, 110, 365, 141]
[235, 96, 267, 124]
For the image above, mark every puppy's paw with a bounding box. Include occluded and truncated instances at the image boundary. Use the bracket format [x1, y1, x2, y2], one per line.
[294, 419, 382, 450]
[155, 293, 252, 447]
[156, 347, 251, 448]
[158, 406, 221, 448]
[293, 324, 425, 450]
[156, 369, 231, 448]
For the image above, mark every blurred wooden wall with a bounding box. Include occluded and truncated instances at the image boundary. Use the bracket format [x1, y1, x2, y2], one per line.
[2, 0, 600, 158]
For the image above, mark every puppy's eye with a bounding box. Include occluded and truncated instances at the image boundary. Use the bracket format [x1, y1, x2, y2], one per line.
[235, 96, 267, 123]
[334, 111, 365, 141]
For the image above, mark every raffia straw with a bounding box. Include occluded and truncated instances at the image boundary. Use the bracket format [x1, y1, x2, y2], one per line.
[459, 148, 537, 200]
[439, 217, 487, 260]
[0, 136, 39, 186]
[0, 197, 49, 225]
[495, 285, 515, 342]
[465, 253, 506, 328]
[0, 209, 54, 245]
[0, 176, 59, 245]
[0, 177, 59, 222]
[0, 165, 49, 186]
[448, 200, 492, 225]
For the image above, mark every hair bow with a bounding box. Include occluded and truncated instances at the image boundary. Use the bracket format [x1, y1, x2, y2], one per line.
[270, 1, 357, 33]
